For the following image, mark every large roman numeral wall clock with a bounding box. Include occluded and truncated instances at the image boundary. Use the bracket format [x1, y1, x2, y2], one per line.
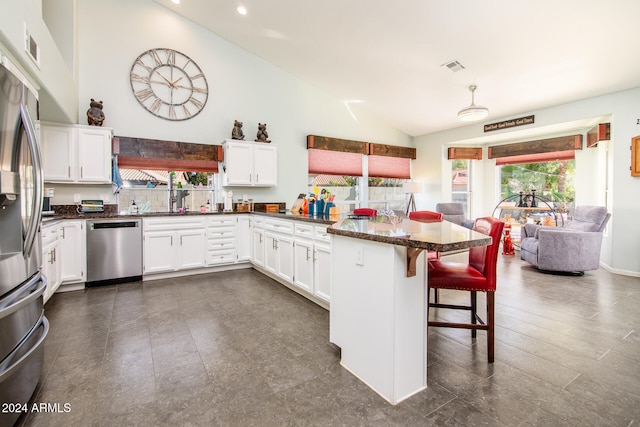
[130, 48, 208, 121]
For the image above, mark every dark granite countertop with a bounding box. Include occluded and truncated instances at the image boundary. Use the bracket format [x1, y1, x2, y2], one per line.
[42, 210, 338, 226]
[328, 217, 492, 252]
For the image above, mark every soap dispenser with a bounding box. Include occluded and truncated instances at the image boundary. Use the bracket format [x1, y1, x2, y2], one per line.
[130, 200, 138, 214]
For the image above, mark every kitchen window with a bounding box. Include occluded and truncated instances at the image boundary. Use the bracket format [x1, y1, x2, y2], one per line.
[308, 150, 411, 213]
[117, 169, 215, 213]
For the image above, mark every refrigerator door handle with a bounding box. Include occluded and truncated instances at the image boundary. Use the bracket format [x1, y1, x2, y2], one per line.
[0, 316, 48, 383]
[20, 103, 43, 257]
[0, 274, 46, 321]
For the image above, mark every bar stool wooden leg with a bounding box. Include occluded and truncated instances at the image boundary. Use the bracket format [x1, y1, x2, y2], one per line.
[487, 292, 495, 363]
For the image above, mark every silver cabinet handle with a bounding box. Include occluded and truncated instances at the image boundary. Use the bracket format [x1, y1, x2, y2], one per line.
[306, 247, 310, 260]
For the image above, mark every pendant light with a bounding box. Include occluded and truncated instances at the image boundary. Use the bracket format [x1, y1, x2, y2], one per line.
[458, 85, 489, 122]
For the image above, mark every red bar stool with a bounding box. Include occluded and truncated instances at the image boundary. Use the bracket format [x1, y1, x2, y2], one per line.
[426, 216, 504, 363]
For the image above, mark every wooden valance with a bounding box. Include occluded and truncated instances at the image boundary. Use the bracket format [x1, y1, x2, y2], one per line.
[587, 123, 610, 148]
[448, 147, 482, 160]
[368, 143, 416, 159]
[488, 134, 583, 159]
[307, 135, 415, 159]
[113, 136, 222, 172]
[307, 135, 368, 154]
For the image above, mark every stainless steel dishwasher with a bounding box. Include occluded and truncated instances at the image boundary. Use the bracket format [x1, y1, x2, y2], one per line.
[86, 219, 142, 286]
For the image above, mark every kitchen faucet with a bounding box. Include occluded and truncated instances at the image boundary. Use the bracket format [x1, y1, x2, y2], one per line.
[168, 172, 177, 213]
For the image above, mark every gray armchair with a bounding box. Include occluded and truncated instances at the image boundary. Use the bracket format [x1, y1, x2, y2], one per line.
[435, 203, 474, 229]
[520, 205, 610, 274]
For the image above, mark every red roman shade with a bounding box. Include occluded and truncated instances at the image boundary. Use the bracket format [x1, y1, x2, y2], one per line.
[308, 148, 363, 176]
[368, 155, 411, 179]
[495, 150, 575, 166]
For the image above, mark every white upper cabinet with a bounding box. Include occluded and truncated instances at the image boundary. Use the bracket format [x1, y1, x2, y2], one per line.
[221, 140, 277, 187]
[41, 123, 112, 184]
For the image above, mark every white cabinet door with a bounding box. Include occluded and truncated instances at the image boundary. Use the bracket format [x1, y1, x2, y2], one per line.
[314, 244, 332, 303]
[254, 144, 277, 186]
[42, 240, 61, 303]
[293, 239, 314, 293]
[236, 216, 252, 262]
[41, 123, 112, 184]
[42, 124, 75, 182]
[264, 232, 278, 275]
[277, 234, 294, 282]
[222, 140, 277, 187]
[253, 227, 265, 267]
[177, 230, 207, 270]
[143, 231, 176, 274]
[59, 220, 86, 284]
[224, 142, 253, 185]
[77, 127, 112, 183]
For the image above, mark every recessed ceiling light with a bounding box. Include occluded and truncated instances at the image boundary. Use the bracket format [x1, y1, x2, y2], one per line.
[237, 6, 247, 15]
[171, 0, 180, 4]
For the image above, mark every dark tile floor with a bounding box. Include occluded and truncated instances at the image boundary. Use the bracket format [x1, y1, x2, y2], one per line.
[19, 255, 640, 426]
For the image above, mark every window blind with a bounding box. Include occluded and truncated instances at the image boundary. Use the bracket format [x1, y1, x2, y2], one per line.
[495, 150, 575, 166]
[368, 155, 411, 179]
[308, 148, 363, 176]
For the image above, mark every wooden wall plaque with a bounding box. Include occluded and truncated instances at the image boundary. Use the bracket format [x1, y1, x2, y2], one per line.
[632, 135, 640, 177]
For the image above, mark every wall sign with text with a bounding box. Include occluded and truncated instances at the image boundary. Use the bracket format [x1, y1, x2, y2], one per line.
[484, 115, 535, 132]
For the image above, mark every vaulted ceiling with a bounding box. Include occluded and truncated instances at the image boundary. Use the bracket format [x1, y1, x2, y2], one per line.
[153, 0, 640, 137]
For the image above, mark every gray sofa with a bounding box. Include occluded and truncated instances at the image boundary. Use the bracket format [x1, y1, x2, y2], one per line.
[520, 205, 610, 274]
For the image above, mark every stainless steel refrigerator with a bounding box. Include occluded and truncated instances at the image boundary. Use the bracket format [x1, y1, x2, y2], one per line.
[0, 53, 49, 426]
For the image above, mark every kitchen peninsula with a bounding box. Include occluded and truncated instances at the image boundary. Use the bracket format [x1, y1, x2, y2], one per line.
[328, 217, 491, 404]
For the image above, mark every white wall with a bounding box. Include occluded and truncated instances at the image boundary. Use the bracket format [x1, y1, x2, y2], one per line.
[0, 0, 78, 122]
[70, 0, 411, 207]
[412, 88, 640, 275]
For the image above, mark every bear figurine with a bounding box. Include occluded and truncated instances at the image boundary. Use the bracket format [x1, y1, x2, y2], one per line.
[255, 122, 271, 142]
[87, 99, 105, 126]
[231, 120, 245, 140]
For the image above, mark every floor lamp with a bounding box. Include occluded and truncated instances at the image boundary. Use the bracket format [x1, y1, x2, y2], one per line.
[403, 182, 421, 216]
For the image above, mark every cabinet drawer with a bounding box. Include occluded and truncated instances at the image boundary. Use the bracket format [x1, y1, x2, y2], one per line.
[252, 216, 266, 228]
[208, 216, 236, 227]
[264, 219, 294, 234]
[207, 227, 235, 239]
[41, 224, 59, 244]
[207, 238, 235, 251]
[207, 250, 235, 265]
[295, 223, 314, 238]
[314, 226, 331, 243]
[144, 217, 206, 231]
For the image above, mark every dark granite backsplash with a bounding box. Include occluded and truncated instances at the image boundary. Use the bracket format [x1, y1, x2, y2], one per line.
[51, 202, 286, 216]
[52, 204, 119, 216]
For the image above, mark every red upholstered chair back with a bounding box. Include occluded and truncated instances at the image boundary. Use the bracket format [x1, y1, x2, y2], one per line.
[468, 217, 504, 291]
[409, 210, 444, 223]
[353, 208, 377, 217]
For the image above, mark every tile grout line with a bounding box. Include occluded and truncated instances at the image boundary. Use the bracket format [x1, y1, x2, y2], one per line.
[562, 372, 582, 390]
[622, 330, 634, 340]
[597, 348, 612, 361]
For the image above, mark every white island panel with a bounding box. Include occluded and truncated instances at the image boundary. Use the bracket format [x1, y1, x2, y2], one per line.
[330, 234, 427, 404]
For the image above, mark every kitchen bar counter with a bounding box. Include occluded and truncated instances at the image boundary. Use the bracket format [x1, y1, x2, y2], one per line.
[327, 216, 491, 252]
[329, 217, 491, 405]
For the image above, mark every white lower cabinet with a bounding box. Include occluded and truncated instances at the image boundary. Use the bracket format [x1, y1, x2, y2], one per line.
[59, 220, 86, 284]
[143, 217, 206, 274]
[207, 216, 237, 266]
[252, 217, 266, 268]
[293, 238, 314, 293]
[41, 222, 61, 303]
[140, 214, 332, 306]
[313, 243, 331, 303]
[293, 223, 332, 303]
[236, 215, 252, 262]
[264, 218, 294, 282]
